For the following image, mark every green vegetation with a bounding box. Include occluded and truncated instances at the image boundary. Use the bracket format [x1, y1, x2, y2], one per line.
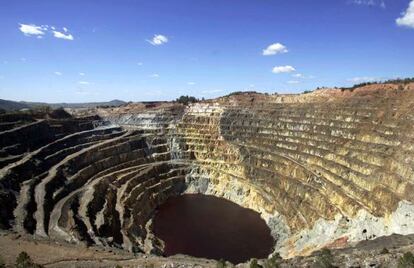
[31, 105, 51, 114]
[263, 253, 282, 268]
[0, 105, 51, 117]
[249, 258, 261, 268]
[340, 77, 414, 92]
[380, 247, 389, 254]
[386, 77, 414, 85]
[175, 95, 199, 105]
[216, 259, 227, 268]
[341, 82, 375, 92]
[15, 251, 43, 268]
[47, 107, 72, 119]
[225, 91, 259, 97]
[0, 255, 6, 268]
[0, 105, 71, 124]
[312, 248, 336, 268]
[303, 90, 313, 94]
[398, 252, 414, 268]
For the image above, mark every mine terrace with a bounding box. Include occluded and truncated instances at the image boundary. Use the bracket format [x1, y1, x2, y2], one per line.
[1, 81, 414, 267]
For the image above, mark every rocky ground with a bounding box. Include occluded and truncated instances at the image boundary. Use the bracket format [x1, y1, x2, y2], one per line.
[0, 230, 215, 268]
[2, 82, 414, 267]
[1, 230, 414, 267]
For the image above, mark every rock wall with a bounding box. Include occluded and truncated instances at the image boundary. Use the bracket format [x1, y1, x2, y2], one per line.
[1, 83, 414, 259]
[173, 84, 414, 257]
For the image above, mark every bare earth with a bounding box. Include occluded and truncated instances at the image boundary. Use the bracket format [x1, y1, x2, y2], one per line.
[0, 231, 215, 268]
[1, 230, 414, 267]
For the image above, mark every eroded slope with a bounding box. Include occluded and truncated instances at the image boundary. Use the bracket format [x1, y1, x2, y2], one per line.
[1, 83, 414, 261]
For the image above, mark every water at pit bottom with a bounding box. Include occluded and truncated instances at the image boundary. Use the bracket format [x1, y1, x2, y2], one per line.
[153, 194, 275, 264]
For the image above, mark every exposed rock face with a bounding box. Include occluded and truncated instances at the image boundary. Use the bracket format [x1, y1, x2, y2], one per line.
[1, 83, 414, 260]
[174, 85, 414, 257]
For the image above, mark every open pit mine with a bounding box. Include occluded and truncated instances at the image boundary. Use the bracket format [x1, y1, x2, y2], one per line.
[1, 82, 414, 267]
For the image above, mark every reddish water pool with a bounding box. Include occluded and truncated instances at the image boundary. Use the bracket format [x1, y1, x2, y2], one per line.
[153, 194, 274, 264]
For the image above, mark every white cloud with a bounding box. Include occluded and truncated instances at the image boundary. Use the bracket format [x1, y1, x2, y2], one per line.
[292, 73, 304, 78]
[147, 34, 168, 46]
[187, 82, 196, 85]
[287, 80, 300, 84]
[150, 73, 160, 78]
[262, 43, 288, 56]
[137, 62, 143, 66]
[54, 71, 62, 76]
[348, 76, 378, 83]
[19, 23, 75, 40]
[350, 0, 386, 8]
[78, 81, 90, 85]
[396, 0, 414, 28]
[79, 72, 85, 76]
[272, 65, 296, 74]
[19, 23, 46, 36]
[53, 30, 74, 40]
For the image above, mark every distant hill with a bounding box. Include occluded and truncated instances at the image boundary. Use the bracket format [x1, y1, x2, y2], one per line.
[0, 99, 127, 111]
[23, 99, 127, 109]
[0, 99, 31, 111]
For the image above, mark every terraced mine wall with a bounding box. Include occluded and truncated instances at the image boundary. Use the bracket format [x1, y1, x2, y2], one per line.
[1, 83, 414, 260]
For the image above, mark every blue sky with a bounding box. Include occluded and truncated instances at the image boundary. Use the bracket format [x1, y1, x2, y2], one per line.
[0, 0, 413, 102]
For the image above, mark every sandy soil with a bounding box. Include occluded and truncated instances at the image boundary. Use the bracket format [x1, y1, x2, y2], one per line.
[0, 231, 215, 268]
[2, 230, 414, 267]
